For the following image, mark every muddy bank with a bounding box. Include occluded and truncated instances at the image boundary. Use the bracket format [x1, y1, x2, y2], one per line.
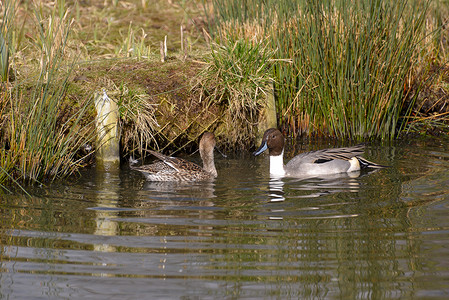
[69, 58, 265, 160]
[68, 56, 449, 160]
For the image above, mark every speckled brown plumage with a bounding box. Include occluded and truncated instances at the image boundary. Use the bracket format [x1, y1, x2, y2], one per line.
[132, 132, 217, 182]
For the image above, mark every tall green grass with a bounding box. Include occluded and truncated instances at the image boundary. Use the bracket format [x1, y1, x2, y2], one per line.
[116, 23, 152, 59]
[0, 0, 16, 82]
[197, 36, 275, 147]
[0, 1, 96, 189]
[206, 0, 431, 139]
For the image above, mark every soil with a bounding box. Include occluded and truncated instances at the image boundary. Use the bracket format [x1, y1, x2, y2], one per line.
[68, 57, 226, 157]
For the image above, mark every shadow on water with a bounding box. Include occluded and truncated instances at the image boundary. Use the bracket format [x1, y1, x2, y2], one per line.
[1, 138, 449, 299]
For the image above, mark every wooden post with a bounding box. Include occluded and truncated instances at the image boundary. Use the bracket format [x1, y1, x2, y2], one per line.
[160, 41, 165, 62]
[164, 35, 167, 58]
[181, 25, 187, 61]
[95, 90, 120, 164]
[181, 25, 184, 53]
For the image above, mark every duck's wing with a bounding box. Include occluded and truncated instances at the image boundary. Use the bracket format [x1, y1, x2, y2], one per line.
[132, 160, 172, 173]
[288, 145, 365, 166]
[142, 150, 204, 174]
[311, 145, 387, 169]
[310, 145, 365, 163]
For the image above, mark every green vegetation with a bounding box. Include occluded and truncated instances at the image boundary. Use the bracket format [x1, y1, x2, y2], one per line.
[0, 0, 211, 190]
[0, 1, 97, 190]
[205, 0, 448, 139]
[0, 0, 94, 190]
[0, 0, 14, 82]
[196, 37, 275, 147]
[0, 0, 448, 190]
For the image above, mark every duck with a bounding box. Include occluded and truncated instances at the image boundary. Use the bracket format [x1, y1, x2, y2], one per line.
[132, 132, 218, 181]
[253, 128, 386, 177]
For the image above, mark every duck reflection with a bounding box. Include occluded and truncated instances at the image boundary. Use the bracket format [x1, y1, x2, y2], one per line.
[289, 170, 362, 193]
[268, 171, 367, 200]
[268, 177, 285, 202]
[138, 180, 217, 237]
[142, 180, 216, 200]
[266, 169, 382, 220]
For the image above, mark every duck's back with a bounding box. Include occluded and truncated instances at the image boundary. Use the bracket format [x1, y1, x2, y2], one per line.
[133, 153, 212, 181]
[285, 145, 365, 176]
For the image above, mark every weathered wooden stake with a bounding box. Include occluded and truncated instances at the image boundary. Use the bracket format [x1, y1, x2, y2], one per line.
[95, 90, 120, 164]
[164, 35, 168, 58]
[180, 25, 184, 52]
[160, 41, 165, 62]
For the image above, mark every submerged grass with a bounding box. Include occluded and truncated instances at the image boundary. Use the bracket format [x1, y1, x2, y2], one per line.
[206, 0, 440, 140]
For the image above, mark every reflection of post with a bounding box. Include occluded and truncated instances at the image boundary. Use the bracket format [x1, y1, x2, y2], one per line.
[94, 161, 120, 253]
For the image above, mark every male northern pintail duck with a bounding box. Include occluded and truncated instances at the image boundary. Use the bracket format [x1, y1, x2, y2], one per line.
[133, 132, 217, 181]
[254, 128, 385, 177]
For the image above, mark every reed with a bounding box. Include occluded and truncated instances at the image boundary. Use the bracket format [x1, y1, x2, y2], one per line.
[0, 1, 96, 188]
[117, 23, 152, 59]
[207, 0, 432, 140]
[0, 0, 16, 82]
[197, 34, 275, 147]
[1, 82, 96, 187]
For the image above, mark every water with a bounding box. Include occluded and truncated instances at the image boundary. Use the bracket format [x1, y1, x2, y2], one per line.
[1, 137, 449, 299]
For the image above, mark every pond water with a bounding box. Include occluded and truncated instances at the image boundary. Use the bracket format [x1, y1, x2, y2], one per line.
[1, 137, 449, 299]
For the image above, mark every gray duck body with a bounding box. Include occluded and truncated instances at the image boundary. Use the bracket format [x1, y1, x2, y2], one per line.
[254, 128, 385, 177]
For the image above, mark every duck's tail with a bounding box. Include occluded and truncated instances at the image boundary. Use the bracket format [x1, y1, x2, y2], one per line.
[357, 157, 389, 169]
[129, 156, 139, 166]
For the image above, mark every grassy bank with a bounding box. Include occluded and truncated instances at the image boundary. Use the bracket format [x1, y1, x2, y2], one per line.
[1, 0, 448, 190]
[1, 1, 98, 191]
[1, 0, 265, 189]
[0, 0, 212, 189]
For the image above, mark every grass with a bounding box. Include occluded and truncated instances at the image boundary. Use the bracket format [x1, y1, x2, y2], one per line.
[196, 35, 275, 148]
[0, 0, 15, 82]
[1, 0, 448, 190]
[115, 81, 160, 156]
[205, 0, 447, 140]
[0, 1, 97, 189]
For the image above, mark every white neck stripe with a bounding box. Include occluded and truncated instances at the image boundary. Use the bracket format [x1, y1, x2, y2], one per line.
[269, 151, 285, 176]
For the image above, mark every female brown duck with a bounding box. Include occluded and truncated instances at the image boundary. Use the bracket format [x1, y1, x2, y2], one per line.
[133, 132, 217, 181]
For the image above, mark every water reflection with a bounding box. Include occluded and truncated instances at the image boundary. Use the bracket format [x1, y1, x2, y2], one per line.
[268, 177, 285, 202]
[268, 171, 364, 201]
[265, 170, 383, 222]
[92, 161, 121, 254]
[0, 140, 449, 298]
[142, 180, 216, 200]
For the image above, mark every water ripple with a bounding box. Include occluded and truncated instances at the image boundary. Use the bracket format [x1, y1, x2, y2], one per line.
[1, 141, 449, 298]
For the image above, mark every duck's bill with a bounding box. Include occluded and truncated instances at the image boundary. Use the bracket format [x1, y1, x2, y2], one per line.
[253, 142, 268, 156]
[215, 146, 227, 158]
